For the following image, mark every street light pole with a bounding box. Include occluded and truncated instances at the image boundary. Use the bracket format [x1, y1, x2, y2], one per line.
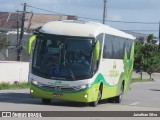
[103, 0, 108, 24]
[159, 21, 160, 49]
[16, 11, 20, 60]
[17, 3, 26, 61]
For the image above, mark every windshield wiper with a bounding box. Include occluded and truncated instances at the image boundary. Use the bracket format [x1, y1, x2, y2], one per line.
[63, 46, 75, 81]
[64, 57, 75, 80]
[69, 68, 75, 80]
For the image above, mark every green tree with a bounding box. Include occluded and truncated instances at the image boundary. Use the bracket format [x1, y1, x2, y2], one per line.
[147, 34, 156, 44]
[134, 37, 160, 80]
[0, 38, 9, 51]
[142, 43, 160, 79]
[134, 40, 144, 79]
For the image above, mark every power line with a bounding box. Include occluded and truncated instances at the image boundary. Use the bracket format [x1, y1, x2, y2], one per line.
[25, 4, 66, 16]
[25, 4, 102, 22]
[122, 30, 159, 32]
[24, 4, 159, 25]
[106, 20, 158, 24]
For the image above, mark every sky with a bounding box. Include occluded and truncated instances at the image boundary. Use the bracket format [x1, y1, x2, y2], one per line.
[0, 0, 159, 37]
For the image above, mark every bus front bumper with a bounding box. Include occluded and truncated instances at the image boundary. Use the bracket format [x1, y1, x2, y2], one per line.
[30, 84, 99, 103]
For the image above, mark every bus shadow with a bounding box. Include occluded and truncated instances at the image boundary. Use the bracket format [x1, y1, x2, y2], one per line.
[0, 92, 40, 104]
[150, 89, 160, 92]
[0, 92, 93, 107]
[48, 100, 89, 107]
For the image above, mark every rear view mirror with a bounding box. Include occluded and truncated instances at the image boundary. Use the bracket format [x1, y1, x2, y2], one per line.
[93, 40, 100, 62]
[26, 35, 36, 54]
[130, 42, 134, 60]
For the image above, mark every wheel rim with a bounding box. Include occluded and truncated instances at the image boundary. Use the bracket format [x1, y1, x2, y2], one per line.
[93, 90, 101, 106]
[119, 85, 123, 101]
[98, 90, 102, 100]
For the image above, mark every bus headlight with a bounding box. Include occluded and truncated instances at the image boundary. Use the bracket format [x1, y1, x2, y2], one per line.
[74, 84, 91, 90]
[84, 94, 88, 98]
[31, 80, 38, 85]
[31, 80, 45, 87]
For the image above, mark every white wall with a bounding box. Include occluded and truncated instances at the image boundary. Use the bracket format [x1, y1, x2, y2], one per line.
[132, 71, 160, 82]
[0, 61, 29, 83]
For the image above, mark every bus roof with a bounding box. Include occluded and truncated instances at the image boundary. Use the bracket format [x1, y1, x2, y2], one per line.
[40, 20, 135, 40]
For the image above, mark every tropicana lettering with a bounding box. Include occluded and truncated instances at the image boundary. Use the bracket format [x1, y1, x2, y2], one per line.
[109, 70, 119, 77]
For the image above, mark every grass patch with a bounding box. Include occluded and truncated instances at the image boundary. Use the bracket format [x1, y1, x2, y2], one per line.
[0, 82, 30, 90]
[131, 78, 153, 83]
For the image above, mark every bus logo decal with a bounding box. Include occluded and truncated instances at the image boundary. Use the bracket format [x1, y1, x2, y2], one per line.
[55, 86, 61, 91]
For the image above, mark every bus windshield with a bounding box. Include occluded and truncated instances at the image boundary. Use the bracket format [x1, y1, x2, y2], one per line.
[32, 34, 94, 80]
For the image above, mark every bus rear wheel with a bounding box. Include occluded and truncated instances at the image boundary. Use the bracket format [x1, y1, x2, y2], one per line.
[115, 84, 124, 103]
[108, 84, 124, 103]
[42, 98, 51, 104]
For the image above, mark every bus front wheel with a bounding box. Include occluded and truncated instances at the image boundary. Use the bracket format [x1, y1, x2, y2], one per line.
[91, 88, 102, 107]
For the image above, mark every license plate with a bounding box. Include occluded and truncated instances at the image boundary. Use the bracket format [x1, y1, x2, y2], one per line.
[53, 93, 63, 97]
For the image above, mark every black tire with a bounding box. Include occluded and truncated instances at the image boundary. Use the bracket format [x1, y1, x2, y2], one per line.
[91, 88, 102, 107]
[107, 97, 114, 103]
[42, 98, 51, 104]
[108, 84, 124, 103]
[115, 84, 124, 103]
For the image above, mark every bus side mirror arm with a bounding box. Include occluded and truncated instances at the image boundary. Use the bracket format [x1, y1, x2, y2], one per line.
[27, 35, 36, 54]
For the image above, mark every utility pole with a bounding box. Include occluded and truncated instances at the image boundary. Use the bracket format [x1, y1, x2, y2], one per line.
[159, 21, 160, 49]
[27, 12, 33, 31]
[103, 0, 108, 24]
[17, 3, 26, 61]
[16, 11, 20, 60]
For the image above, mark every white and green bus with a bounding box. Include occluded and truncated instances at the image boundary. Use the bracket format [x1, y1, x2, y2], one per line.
[27, 20, 135, 106]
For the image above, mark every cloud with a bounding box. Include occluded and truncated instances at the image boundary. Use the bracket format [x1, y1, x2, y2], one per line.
[109, 14, 123, 21]
[109, 0, 160, 10]
[0, 3, 18, 11]
[0, 0, 159, 37]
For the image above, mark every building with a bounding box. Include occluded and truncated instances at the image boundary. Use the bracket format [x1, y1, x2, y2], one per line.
[122, 30, 148, 43]
[156, 40, 159, 45]
[0, 11, 77, 31]
[0, 11, 77, 61]
[25, 13, 77, 30]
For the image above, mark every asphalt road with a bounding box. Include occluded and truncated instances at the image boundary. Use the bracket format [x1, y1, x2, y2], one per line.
[0, 82, 160, 120]
[0, 81, 160, 119]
